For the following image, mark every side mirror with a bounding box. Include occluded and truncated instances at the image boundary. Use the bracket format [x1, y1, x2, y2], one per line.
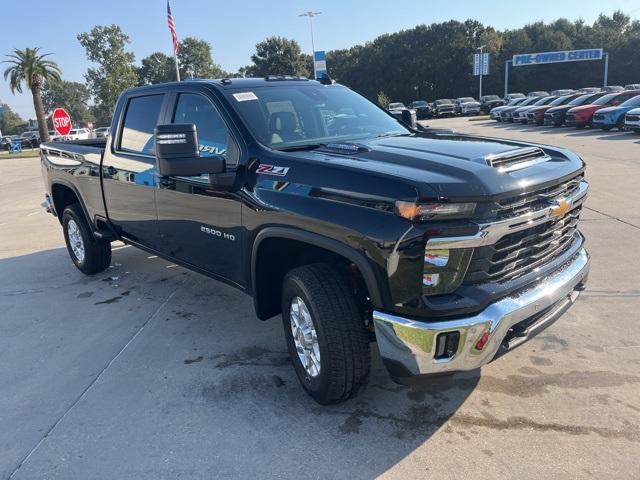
[155, 123, 225, 177]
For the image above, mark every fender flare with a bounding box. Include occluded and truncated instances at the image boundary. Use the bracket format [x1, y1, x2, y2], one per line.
[251, 226, 388, 313]
[50, 179, 93, 227]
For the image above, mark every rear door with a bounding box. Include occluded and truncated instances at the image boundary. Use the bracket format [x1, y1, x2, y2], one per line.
[155, 91, 244, 286]
[102, 92, 169, 249]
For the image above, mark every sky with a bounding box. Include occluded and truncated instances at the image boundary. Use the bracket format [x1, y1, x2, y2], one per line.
[2, 0, 639, 119]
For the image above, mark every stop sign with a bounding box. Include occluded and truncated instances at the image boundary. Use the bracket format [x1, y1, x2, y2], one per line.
[52, 108, 72, 136]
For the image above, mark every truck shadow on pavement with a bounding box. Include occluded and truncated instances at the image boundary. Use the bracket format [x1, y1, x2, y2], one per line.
[0, 245, 479, 478]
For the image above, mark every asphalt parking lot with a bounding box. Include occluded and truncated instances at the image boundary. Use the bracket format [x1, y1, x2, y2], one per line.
[1, 120, 639, 479]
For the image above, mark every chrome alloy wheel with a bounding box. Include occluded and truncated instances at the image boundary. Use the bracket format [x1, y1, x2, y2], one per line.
[290, 296, 321, 377]
[67, 219, 85, 263]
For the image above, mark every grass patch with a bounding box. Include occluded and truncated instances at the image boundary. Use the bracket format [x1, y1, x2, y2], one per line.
[0, 149, 39, 159]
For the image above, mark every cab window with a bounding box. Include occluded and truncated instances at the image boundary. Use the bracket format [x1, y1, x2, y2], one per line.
[120, 94, 164, 155]
[172, 93, 237, 167]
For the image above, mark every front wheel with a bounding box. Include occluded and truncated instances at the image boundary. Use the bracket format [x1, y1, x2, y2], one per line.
[62, 204, 112, 275]
[281, 263, 370, 404]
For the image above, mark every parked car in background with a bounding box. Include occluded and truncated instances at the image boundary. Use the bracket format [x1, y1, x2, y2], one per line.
[591, 91, 640, 131]
[387, 102, 417, 126]
[433, 99, 455, 117]
[408, 100, 432, 119]
[480, 95, 505, 113]
[527, 91, 549, 97]
[513, 96, 557, 123]
[565, 91, 639, 128]
[602, 85, 624, 93]
[544, 92, 604, 127]
[504, 92, 525, 101]
[526, 94, 582, 125]
[94, 126, 111, 138]
[52, 128, 91, 142]
[578, 87, 602, 94]
[454, 97, 481, 115]
[624, 84, 640, 91]
[624, 108, 640, 132]
[551, 89, 574, 96]
[19, 131, 40, 148]
[491, 97, 526, 121]
[500, 95, 546, 122]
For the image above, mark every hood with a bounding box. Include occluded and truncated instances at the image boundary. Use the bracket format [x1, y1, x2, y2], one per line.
[529, 105, 550, 113]
[568, 104, 602, 113]
[597, 105, 633, 114]
[627, 107, 640, 115]
[283, 133, 584, 202]
[460, 102, 480, 107]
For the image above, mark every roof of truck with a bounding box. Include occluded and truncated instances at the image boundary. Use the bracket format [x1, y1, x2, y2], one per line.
[130, 77, 323, 95]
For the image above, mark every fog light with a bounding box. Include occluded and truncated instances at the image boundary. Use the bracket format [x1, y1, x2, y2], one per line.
[435, 331, 460, 360]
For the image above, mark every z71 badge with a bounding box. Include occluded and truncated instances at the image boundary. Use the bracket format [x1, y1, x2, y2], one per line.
[257, 164, 290, 176]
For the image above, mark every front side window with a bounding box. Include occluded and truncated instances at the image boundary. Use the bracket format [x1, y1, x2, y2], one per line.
[120, 95, 164, 155]
[173, 93, 234, 165]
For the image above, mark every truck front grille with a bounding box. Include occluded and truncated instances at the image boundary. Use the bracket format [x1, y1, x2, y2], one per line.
[464, 206, 581, 284]
[593, 114, 604, 121]
[464, 174, 585, 284]
[626, 115, 640, 122]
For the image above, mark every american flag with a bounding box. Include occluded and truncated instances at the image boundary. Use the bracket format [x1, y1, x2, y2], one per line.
[167, 0, 180, 55]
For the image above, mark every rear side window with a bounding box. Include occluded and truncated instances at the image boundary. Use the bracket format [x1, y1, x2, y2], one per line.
[120, 95, 164, 155]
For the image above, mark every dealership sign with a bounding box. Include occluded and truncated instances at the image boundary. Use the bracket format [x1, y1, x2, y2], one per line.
[313, 51, 327, 80]
[513, 48, 603, 66]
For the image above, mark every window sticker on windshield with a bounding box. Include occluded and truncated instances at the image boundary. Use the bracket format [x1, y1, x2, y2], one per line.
[233, 92, 258, 102]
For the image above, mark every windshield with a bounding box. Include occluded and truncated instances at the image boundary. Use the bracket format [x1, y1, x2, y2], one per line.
[569, 94, 596, 105]
[436, 99, 452, 105]
[549, 96, 571, 106]
[412, 101, 428, 106]
[507, 98, 524, 106]
[229, 84, 410, 150]
[620, 95, 640, 107]
[533, 96, 556, 106]
[388, 103, 406, 109]
[484, 95, 500, 101]
[593, 94, 618, 105]
[458, 97, 475, 103]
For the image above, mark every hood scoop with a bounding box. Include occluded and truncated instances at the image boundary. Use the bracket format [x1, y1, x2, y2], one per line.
[478, 147, 551, 173]
[320, 143, 370, 154]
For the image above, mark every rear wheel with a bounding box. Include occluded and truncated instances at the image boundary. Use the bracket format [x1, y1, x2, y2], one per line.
[281, 263, 370, 404]
[62, 204, 111, 275]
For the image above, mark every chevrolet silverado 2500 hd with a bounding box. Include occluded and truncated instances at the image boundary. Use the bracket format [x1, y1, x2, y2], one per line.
[41, 77, 590, 404]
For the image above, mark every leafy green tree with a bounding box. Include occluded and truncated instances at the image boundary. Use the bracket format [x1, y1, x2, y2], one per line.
[2, 47, 62, 141]
[0, 103, 26, 135]
[376, 91, 390, 108]
[178, 37, 228, 79]
[77, 25, 138, 126]
[245, 37, 311, 77]
[137, 52, 175, 85]
[42, 79, 94, 126]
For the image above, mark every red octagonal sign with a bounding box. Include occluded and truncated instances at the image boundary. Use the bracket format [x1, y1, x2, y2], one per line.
[52, 108, 72, 136]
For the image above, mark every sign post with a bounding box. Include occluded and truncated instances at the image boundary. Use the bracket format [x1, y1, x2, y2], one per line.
[313, 50, 327, 80]
[473, 48, 489, 99]
[52, 108, 72, 137]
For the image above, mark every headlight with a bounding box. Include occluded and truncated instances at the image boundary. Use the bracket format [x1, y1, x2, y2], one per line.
[395, 201, 476, 221]
[423, 248, 473, 295]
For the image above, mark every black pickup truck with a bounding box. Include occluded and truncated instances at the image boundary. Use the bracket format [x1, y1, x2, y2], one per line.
[41, 77, 590, 404]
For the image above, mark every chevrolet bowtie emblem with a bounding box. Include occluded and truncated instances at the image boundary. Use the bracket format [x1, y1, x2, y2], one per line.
[550, 198, 572, 220]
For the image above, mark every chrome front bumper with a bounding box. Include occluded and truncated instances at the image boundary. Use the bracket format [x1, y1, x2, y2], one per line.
[373, 248, 589, 377]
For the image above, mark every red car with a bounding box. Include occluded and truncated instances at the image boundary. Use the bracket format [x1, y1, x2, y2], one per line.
[526, 93, 583, 125]
[565, 90, 640, 128]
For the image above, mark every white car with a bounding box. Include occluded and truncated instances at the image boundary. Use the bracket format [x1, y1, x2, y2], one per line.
[454, 97, 481, 115]
[624, 107, 640, 133]
[52, 128, 91, 142]
[94, 126, 111, 138]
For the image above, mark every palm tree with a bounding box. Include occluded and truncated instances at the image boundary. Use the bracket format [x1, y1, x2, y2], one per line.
[3, 48, 62, 142]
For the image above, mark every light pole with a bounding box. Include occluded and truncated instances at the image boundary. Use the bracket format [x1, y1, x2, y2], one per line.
[477, 45, 486, 100]
[299, 11, 321, 75]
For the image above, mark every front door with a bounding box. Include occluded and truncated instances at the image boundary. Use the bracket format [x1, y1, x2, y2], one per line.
[155, 92, 244, 286]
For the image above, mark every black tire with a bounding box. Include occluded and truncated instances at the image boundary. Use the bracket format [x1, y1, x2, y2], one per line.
[281, 263, 370, 404]
[602, 126, 612, 131]
[62, 204, 111, 275]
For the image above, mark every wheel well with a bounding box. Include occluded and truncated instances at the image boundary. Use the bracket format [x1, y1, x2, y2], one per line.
[51, 184, 80, 223]
[253, 238, 372, 321]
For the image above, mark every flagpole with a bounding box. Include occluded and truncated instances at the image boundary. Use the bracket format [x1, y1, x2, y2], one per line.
[174, 53, 181, 82]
